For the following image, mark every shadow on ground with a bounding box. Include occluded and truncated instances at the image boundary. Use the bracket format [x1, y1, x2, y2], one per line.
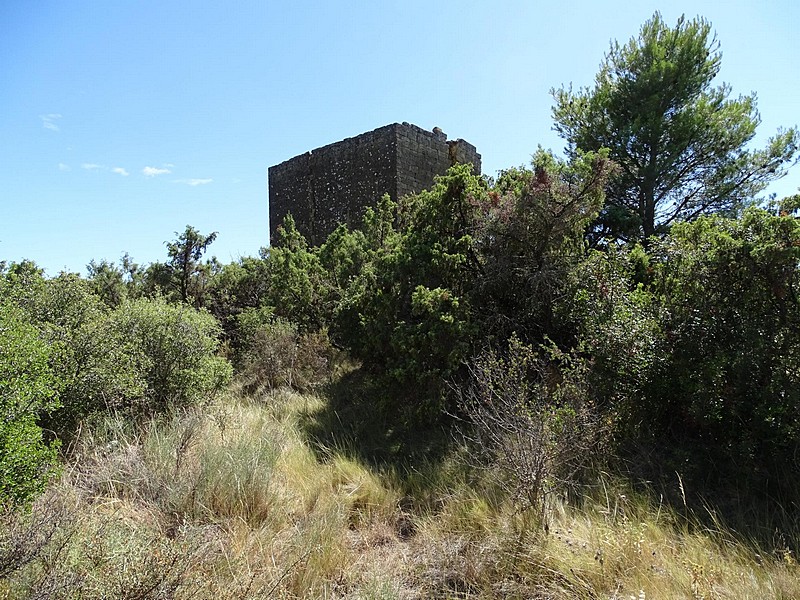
[297, 367, 456, 472]
[298, 367, 800, 554]
[614, 435, 800, 554]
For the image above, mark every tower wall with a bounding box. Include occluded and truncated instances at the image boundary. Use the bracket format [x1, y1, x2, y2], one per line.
[268, 123, 481, 246]
[395, 123, 481, 199]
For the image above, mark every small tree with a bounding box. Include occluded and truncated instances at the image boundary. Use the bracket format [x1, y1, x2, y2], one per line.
[552, 12, 798, 243]
[165, 225, 218, 306]
[86, 259, 126, 307]
[86, 253, 144, 307]
[331, 157, 611, 413]
[333, 165, 484, 404]
[262, 215, 327, 330]
[568, 204, 800, 489]
[475, 149, 611, 345]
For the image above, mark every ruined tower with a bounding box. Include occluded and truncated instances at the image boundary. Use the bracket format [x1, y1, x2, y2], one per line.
[268, 122, 481, 246]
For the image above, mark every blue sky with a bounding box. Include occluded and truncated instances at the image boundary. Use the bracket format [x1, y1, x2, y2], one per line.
[2, 1, 798, 275]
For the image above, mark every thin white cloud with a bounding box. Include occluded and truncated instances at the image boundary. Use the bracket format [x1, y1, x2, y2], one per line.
[58, 163, 71, 172]
[40, 113, 62, 131]
[112, 167, 129, 176]
[174, 178, 213, 186]
[143, 166, 172, 177]
[82, 163, 103, 171]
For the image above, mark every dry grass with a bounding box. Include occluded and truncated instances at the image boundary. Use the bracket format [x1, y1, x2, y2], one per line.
[1, 385, 796, 599]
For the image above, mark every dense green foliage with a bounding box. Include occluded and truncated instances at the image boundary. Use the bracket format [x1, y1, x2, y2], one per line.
[109, 296, 232, 411]
[0, 259, 231, 502]
[206, 142, 798, 497]
[647, 208, 800, 465]
[552, 12, 798, 243]
[0, 266, 231, 439]
[6, 272, 144, 430]
[332, 167, 483, 401]
[164, 225, 220, 307]
[0, 303, 61, 504]
[330, 153, 611, 406]
[571, 206, 800, 481]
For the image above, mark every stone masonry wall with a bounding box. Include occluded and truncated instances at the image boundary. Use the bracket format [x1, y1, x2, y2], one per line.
[395, 123, 481, 199]
[268, 124, 397, 246]
[268, 123, 481, 246]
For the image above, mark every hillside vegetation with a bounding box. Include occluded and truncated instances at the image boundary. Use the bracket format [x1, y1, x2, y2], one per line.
[1, 383, 797, 598]
[1, 12, 799, 599]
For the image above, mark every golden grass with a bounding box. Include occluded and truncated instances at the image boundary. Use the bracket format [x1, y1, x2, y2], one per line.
[1, 386, 796, 599]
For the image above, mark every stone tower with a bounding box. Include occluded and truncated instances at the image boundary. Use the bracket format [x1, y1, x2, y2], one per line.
[268, 122, 481, 246]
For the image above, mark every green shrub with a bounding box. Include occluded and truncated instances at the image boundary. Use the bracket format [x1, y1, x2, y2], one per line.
[570, 207, 800, 493]
[4, 273, 144, 439]
[1, 267, 231, 439]
[333, 156, 610, 415]
[110, 296, 232, 411]
[648, 209, 800, 463]
[0, 303, 61, 505]
[332, 166, 483, 402]
[264, 215, 329, 330]
[567, 244, 663, 418]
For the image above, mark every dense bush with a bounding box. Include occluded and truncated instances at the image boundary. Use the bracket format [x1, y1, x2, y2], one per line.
[110, 296, 232, 412]
[1, 270, 145, 438]
[333, 154, 610, 410]
[0, 303, 61, 504]
[331, 167, 482, 406]
[262, 216, 330, 331]
[1, 267, 231, 435]
[650, 208, 800, 464]
[473, 150, 611, 346]
[569, 206, 800, 484]
[567, 244, 663, 424]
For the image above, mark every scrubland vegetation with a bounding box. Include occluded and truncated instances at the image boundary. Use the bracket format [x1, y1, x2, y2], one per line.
[1, 382, 797, 598]
[1, 12, 799, 599]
